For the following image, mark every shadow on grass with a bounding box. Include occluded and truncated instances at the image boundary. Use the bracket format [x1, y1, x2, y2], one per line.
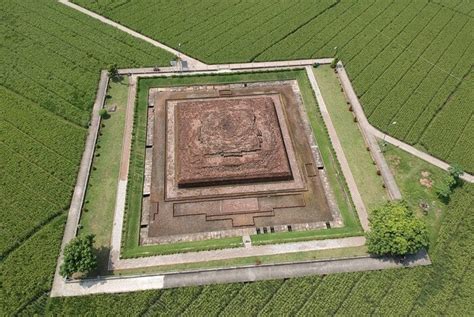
[111, 75, 124, 83]
[89, 245, 111, 277]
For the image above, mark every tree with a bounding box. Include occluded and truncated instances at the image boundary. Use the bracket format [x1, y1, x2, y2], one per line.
[434, 175, 456, 201]
[108, 63, 120, 81]
[435, 165, 463, 201]
[448, 164, 464, 182]
[60, 234, 97, 279]
[98, 108, 109, 119]
[366, 202, 428, 256]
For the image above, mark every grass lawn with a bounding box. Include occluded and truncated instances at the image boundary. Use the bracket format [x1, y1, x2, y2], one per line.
[313, 65, 388, 211]
[122, 236, 244, 258]
[79, 76, 129, 273]
[251, 227, 360, 246]
[114, 245, 369, 275]
[122, 69, 362, 257]
[383, 143, 450, 247]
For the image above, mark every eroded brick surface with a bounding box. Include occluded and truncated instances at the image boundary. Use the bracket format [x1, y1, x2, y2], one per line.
[176, 96, 292, 187]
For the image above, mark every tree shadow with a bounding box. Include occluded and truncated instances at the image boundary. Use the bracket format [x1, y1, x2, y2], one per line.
[87, 245, 111, 277]
[111, 74, 124, 83]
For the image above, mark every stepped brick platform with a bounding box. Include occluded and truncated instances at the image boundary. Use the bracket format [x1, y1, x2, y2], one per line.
[143, 81, 336, 243]
[175, 95, 292, 187]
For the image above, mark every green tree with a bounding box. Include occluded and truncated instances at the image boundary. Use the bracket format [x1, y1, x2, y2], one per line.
[435, 175, 456, 200]
[366, 202, 428, 256]
[448, 164, 464, 182]
[98, 108, 109, 119]
[434, 165, 463, 201]
[108, 63, 120, 81]
[60, 234, 97, 279]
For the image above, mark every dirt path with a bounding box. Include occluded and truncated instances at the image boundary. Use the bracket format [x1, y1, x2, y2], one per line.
[58, 0, 206, 70]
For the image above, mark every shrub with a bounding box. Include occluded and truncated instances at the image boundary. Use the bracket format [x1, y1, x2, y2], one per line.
[435, 165, 464, 201]
[366, 202, 428, 256]
[98, 108, 109, 119]
[108, 63, 120, 81]
[435, 175, 456, 200]
[448, 164, 464, 181]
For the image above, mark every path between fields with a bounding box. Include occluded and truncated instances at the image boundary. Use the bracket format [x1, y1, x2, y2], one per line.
[336, 63, 474, 184]
[58, 0, 206, 70]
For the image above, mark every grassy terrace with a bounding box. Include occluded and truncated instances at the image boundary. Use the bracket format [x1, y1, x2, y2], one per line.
[122, 69, 362, 258]
[384, 143, 451, 247]
[114, 245, 369, 275]
[79, 77, 129, 273]
[313, 65, 388, 210]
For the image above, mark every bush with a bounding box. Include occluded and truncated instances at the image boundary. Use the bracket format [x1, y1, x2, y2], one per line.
[330, 57, 339, 69]
[98, 108, 109, 119]
[435, 175, 456, 200]
[448, 164, 464, 181]
[435, 164, 464, 201]
[366, 202, 428, 256]
[108, 63, 120, 81]
[60, 234, 97, 279]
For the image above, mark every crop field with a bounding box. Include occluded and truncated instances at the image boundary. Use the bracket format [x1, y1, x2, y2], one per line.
[73, 0, 474, 172]
[1, 0, 473, 315]
[0, 0, 171, 313]
[45, 184, 474, 316]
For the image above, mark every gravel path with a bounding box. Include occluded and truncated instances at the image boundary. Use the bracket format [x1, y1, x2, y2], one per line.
[58, 0, 206, 70]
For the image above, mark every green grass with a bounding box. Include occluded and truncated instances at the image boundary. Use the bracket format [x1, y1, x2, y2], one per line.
[122, 236, 244, 258]
[251, 227, 361, 246]
[314, 65, 388, 210]
[78, 77, 129, 273]
[116, 246, 369, 275]
[47, 184, 474, 316]
[4, 0, 473, 315]
[383, 143, 451, 247]
[295, 70, 361, 231]
[121, 69, 361, 258]
[72, 0, 473, 171]
[0, 0, 171, 314]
